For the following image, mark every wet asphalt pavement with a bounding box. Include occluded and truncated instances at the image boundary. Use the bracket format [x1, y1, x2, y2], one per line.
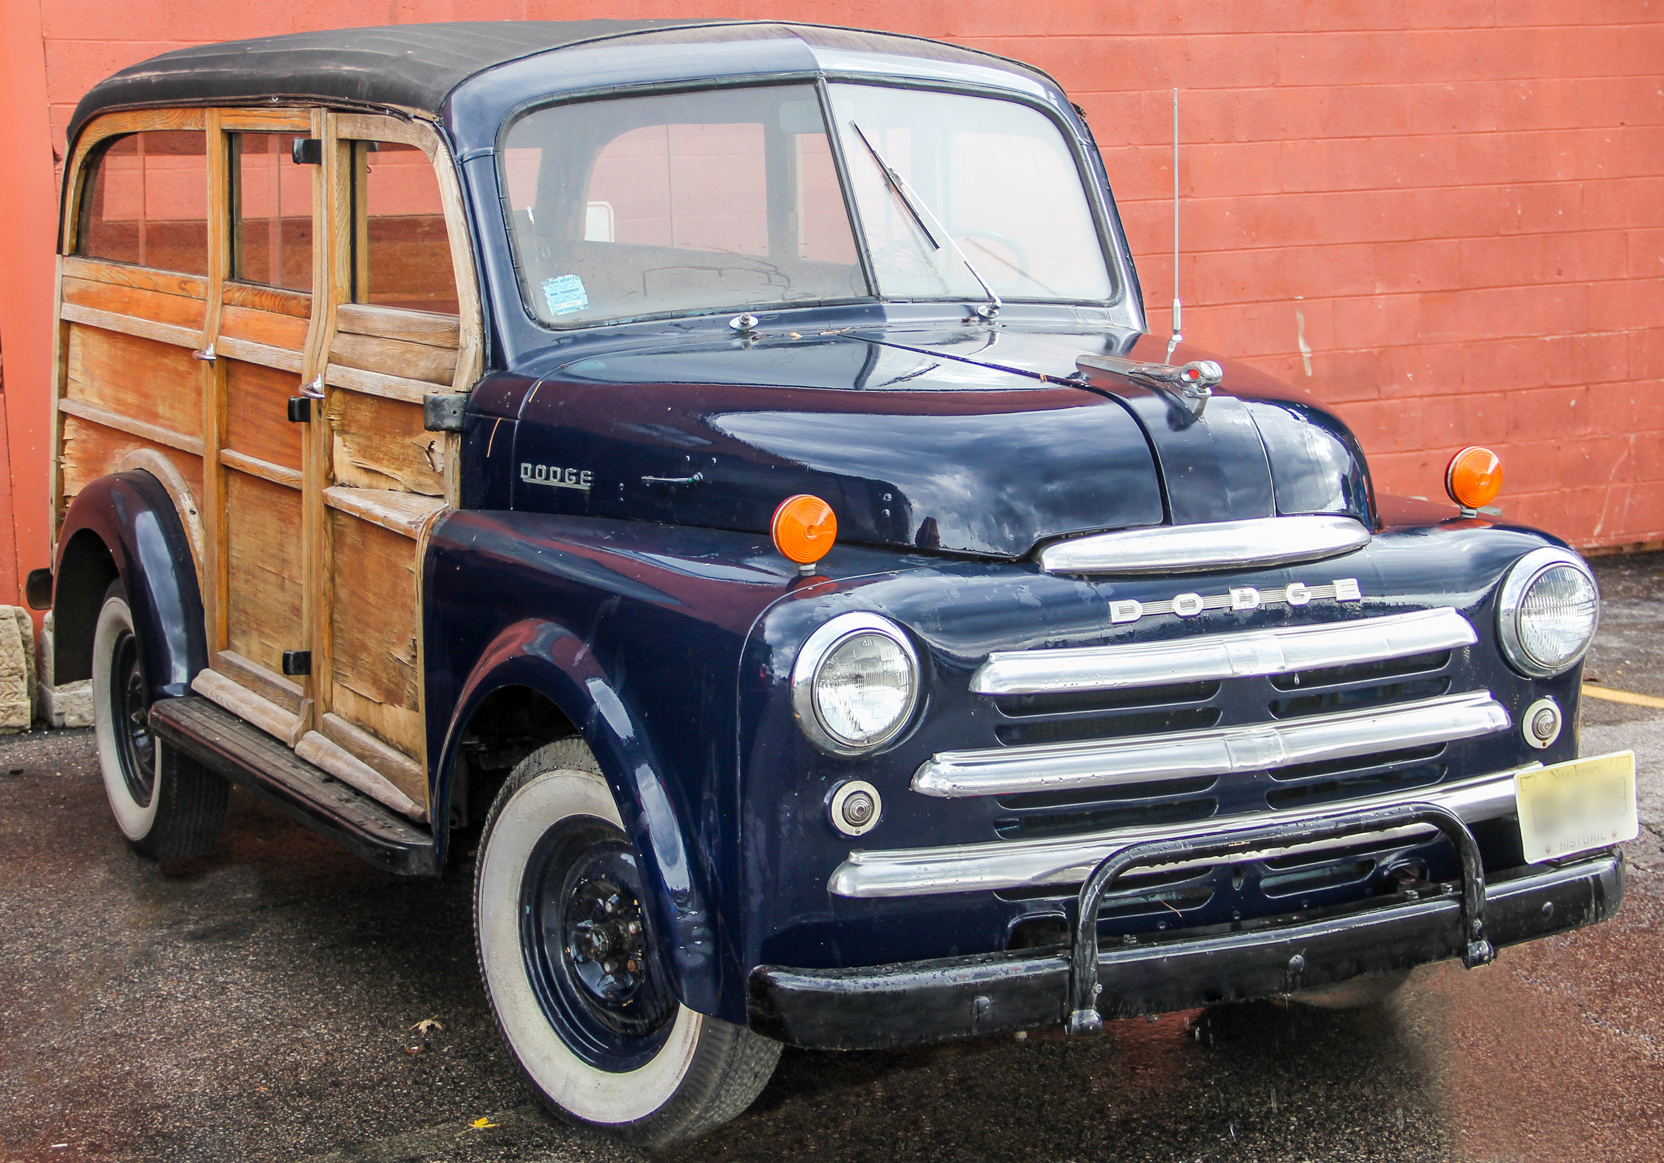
[4, 557, 1664, 1163]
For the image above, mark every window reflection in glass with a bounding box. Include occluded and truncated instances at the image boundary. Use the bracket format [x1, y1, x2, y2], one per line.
[233, 133, 313, 291]
[502, 85, 866, 326]
[79, 131, 209, 275]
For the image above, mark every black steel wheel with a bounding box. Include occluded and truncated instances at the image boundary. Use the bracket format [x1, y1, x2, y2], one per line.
[520, 818, 678, 1071]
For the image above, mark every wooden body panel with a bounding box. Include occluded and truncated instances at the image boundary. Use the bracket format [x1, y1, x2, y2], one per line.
[53, 105, 483, 826]
[224, 359, 303, 471]
[329, 392, 445, 495]
[60, 415, 204, 508]
[64, 327, 203, 440]
[223, 470, 306, 674]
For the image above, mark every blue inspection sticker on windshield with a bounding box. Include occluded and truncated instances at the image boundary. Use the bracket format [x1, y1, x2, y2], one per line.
[541, 274, 588, 316]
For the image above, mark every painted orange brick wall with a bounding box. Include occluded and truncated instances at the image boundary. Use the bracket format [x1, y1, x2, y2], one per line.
[5, 0, 1662, 573]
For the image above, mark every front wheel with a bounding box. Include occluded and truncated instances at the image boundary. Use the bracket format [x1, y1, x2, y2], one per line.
[475, 740, 779, 1148]
[91, 579, 226, 860]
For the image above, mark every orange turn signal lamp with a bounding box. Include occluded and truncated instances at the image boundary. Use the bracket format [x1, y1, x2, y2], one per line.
[1446, 446, 1503, 514]
[772, 494, 838, 573]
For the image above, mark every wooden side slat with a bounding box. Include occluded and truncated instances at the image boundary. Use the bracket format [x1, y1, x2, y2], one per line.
[329, 331, 457, 385]
[323, 486, 446, 539]
[225, 359, 303, 471]
[61, 278, 207, 332]
[295, 730, 424, 820]
[320, 712, 426, 809]
[219, 108, 313, 132]
[221, 449, 302, 489]
[58, 397, 202, 456]
[215, 650, 304, 714]
[192, 667, 299, 743]
[61, 302, 199, 350]
[217, 335, 305, 373]
[64, 326, 205, 441]
[222, 280, 311, 318]
[323, 361, 432, 405]
[334, 302, 459, 348]
[328, 392, 445, 495]
[219, 305, 310, 350]
[61, 255, 210, 298]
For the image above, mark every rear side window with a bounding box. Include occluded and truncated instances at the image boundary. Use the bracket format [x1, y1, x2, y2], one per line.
[353, 141, 458, 314]
[232, 133, 314, 292]
[78, 131, 209, 275]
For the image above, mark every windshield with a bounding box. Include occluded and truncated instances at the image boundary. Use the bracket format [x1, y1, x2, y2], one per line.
[827, 83, 1113, 305]
[500, 83, 1114, 328]
[502, 85, 867, 327]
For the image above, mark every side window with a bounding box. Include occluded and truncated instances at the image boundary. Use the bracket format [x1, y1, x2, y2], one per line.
[232, 133, 314, 291]
[78, 130, 209, 275]
[355, 142, 458, 314]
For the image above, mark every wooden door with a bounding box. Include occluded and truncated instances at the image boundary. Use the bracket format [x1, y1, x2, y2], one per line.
[299, 113, 479, 824]
[190, 111, 320, 757]
[197, 110, 480, 824]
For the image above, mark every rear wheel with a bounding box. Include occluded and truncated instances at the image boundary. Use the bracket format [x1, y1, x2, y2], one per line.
[91, 579, 226, 860]
[475, 740, 779, 1147]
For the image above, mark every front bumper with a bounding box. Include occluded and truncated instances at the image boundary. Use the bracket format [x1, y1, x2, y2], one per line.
[748, 849, 1622, 1050]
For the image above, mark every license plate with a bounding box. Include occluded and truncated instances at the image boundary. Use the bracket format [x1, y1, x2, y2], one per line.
[1515, 751, 1639, 863]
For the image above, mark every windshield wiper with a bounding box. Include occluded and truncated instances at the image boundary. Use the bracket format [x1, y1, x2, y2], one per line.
[848, 120, 1003, 320]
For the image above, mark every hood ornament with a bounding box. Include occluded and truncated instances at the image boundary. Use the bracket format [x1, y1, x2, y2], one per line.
[1075, 353, 1223, 416]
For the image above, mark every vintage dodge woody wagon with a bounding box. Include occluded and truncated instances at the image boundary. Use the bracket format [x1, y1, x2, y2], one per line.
[45, 19, 1636, 1146]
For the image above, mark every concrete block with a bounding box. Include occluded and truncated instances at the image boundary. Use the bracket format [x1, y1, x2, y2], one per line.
[0, 607, 35, 733]
[38, 612, 93, 729]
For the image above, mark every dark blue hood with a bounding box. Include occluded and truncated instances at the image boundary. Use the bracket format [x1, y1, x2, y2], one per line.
[504, 326, 1374, 560]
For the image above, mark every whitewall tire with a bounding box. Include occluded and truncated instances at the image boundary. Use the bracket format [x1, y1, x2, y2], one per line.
[475, 739, 779, 1147]
[91, 579, 226, 860]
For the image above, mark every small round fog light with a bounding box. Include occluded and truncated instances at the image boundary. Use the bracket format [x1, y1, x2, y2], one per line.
[829, 780, 882, 837]
[1523, 697, 1562, 750]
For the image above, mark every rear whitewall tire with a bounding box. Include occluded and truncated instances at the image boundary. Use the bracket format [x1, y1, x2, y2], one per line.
[474, 740, 779, 1147]
[91, 579, 226, 860]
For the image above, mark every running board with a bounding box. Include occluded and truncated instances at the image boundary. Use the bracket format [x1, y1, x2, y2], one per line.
[149, 696, 439, 876]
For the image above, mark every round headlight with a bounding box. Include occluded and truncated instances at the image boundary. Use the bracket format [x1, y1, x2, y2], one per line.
[1497, 547, 1599, 678]
[792, 613, 920, 756]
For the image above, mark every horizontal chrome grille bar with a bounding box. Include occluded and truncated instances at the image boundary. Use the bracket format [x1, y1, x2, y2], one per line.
[973, 607, 1475, 697]
[913, 691, 1509, 799]
[1038, 515, 1370, 576]
[830, 767, 1529, 899]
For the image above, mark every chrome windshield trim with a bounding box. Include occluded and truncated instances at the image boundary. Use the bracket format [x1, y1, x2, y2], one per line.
[829, 767, 1531, 899]
[972, 607, 1475, 697]
[1038, 515, 1371, 576]
[913, 691, 1509, 799]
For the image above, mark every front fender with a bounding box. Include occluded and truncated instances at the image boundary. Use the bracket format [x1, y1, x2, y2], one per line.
[53, 471, 206, 698]
[436, 617, 719, 1014]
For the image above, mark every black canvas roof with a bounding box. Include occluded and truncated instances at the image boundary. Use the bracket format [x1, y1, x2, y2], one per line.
[67, 20, 726, 147]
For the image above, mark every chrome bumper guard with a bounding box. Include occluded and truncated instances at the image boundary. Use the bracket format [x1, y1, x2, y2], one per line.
[1062, 801, 1492, 1036]
[749, 848, 1623, 1052]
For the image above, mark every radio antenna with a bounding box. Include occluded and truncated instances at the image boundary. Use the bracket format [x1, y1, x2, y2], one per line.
[1168, 87, 1182, 361]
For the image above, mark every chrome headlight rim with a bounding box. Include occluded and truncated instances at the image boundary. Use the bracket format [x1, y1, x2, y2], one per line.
[1497, 546, 1600, 678]
[791, 612, 921, 757]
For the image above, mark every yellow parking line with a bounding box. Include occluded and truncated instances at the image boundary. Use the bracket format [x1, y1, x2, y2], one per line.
[1583, 684, 1664, 709]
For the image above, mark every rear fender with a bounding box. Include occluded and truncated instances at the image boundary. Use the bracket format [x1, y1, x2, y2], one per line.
[438, 617, 721, 1016]
[53, 471, 206, 699]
